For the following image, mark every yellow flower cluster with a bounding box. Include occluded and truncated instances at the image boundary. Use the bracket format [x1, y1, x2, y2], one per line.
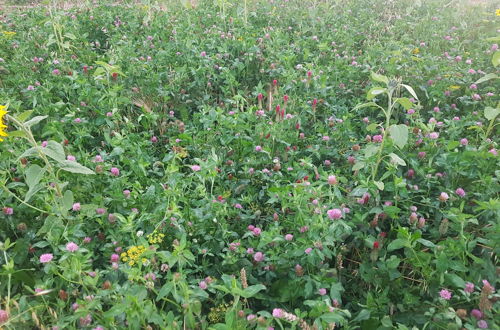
[449, 85, 461, 90]
[0, 105, 8, 142]
[147, 231, 165, 244]
[208, 302, 231, 324]
[412, 48, 420, 55]
[120, 245, 147, 266]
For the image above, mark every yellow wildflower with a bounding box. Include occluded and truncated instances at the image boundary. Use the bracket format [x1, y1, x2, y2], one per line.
[148, 231, 165, 244]
[412, 48, 420, 55]
[0, 105, 8, 142]
[2, 31, 16, 38]
[123, 245, 147, 266]
[496, 9, 500, 16]
[449, 85, 461, 90]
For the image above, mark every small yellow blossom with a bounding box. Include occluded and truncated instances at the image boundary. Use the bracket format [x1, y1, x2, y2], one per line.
[122, 245, 147, 266]
[147, 231, 165, 244]
[0, 105, 8, 142]
[412, 48, 420, 55]
[2, 31, 16, 38]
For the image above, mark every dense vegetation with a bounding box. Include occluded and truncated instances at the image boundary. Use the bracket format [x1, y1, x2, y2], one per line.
[0, 0, 499, 328]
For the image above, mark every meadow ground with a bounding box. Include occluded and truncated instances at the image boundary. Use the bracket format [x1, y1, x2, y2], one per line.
[0, 0, 499, 329]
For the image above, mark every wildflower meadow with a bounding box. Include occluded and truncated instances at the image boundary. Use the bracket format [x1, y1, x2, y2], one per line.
[0, 0, 499, 328]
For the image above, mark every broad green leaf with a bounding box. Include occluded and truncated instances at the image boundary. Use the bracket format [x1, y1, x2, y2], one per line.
[492, 51, 500, 67]
[366, 123, 379, 132]
[58, 160, 95, 175]
[24, 115, 48, 128]
[25, 184, 44, 202]
[25, 164, 46, 188]
[321, 312, 346, 323]
[374, 181, 384, 191]
[364, 144, 379, 158]
[7, 130, 26, 138]
[370, 71, 389, 85]
[389, 124, 408, 149]
[43, 141, 66, 163]
[353, 102, 383, 111]
[16, 110, 34, 122]
[395, 97, 413, 110]
[352, 161, 365, 171]
[387, 238, 409, 251]
[367, 87, 387, 100]
[18, 147, 39, 160]
[389, 153, 406, 166]
[484, 107, 499, 121]
[191, 300, 202, 316]
[241, 284, 266, 298]
[417, 238, 435, 248]
[156, 282, 173, 301]
[352, 309, 371, 322]
[386, 255, 401, 269]
[475, 73, 498, 84]
[445, 273, 466, 288]
[401, 84, 419, 100]
[62, 190, 74, 210]
[447, 141, 460, 150]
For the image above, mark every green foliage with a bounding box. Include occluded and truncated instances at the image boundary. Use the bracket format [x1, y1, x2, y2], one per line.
[0, 0, 499, 329]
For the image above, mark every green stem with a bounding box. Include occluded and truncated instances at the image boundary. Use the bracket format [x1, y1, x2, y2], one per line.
[371, 93, 393, 181]
[1, 185, 53, 214]
[6, 114, 63, 198]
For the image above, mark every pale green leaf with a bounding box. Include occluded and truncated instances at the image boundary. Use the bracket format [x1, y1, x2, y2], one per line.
[484, 107, 499, 121]
[58, 161, 95, 175]
[24, 115, 48, 128]
[492, 51, 500, 67]
[389, 124, 409, 149]
[475, 73, 498, 84]
[370, 71, 389, 85]
[367, 87, 387, 100]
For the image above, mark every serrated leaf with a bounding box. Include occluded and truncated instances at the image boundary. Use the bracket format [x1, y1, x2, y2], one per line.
[389, 124, 409, 149]
[371, 71, 389, 85]
[58, 161, 95, 175]
[367, 87, 387, 100]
